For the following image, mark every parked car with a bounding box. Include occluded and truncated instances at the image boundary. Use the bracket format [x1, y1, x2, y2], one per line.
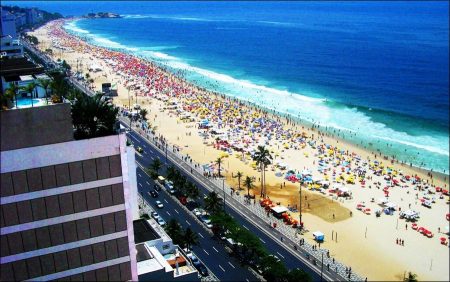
[156, 200, 164, 208]
[200, 215, 212, 228]
[149, 190, 158, 198]
[165, 181, 174, 190]
[157, 217, 166, 226]
[169, 188, 176, 195]
[193, 261, 209, 277]
[193, 208, 204, 217]
[151, 211, 160, 220]
[187, 253, 199, 264]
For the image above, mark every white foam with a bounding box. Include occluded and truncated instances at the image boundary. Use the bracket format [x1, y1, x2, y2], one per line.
[64, 21, 90, 34]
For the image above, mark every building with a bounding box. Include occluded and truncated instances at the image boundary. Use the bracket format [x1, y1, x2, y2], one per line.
[0, 8, 17, 38]
[0, 103, 139, 281]
[25, 8, 38, 26]
[1, 56, 48, 102]
[15, 13, 27, 29]
[1, 35, 24, 58]
[133, 216, 199, 281]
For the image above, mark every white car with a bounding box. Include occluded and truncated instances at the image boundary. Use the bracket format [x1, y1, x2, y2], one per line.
[193, 208, 204, 217]
[156, 200, 164, 208]
[151, 211, 160, 220]
[157, 217, 166, 226]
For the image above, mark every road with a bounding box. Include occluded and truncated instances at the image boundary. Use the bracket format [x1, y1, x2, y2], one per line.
[124, 122, 327, 281]
[133, 146, 259, 281]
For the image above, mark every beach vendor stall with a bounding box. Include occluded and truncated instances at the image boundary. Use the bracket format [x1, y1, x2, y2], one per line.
[271, 206, 289, 219]
[313, 231, 325, 242]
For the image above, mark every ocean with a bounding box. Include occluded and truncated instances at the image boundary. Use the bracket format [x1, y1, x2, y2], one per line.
[7, 1, 449, 173]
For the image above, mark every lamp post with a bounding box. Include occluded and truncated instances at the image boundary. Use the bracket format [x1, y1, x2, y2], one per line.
[165, 142, 168, 166]
[223, 178, 226, 213]
[299, 181, 303, 230]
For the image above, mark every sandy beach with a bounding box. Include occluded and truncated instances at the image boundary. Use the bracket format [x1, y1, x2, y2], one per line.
[29, 19, 450, 281]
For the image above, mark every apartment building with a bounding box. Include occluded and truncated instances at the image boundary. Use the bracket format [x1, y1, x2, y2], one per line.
[0, 103, 138, 281]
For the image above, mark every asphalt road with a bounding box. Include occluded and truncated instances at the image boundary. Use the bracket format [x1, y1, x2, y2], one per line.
[124, 122, 327, 282]
[132, 140, 259, 281]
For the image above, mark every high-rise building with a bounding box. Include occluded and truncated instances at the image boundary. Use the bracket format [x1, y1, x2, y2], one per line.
[0, 103, 138, 281]
[0, 8, 17, 38]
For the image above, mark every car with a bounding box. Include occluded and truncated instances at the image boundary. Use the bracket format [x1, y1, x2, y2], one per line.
[200, 215, 211, 224]
[153, 184, 161, 191]
[169, 188, 176, 195]
[151, 211, 160, 220]
[157, 217, 166, 226]
[149, 190, 158, 198]
[187, 253, 199, 264]
[136, 146, 143, 153]
[192, 208, 203, 217]
[165, 181, 174, 190]
[193, 262, 208, 277]
[155, 200, 164, 208]
[205, 222, 213, 229]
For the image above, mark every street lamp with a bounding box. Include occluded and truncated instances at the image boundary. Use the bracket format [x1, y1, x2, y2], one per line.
[299, 181, 303, 230]
[165, 142, 168, 166]
[223, 178, 226, 213]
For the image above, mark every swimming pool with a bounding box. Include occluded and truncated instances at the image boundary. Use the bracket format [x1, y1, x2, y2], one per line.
[15, 97, 46, 108]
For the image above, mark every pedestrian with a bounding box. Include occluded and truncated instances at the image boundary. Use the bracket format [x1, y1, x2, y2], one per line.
[396, 238, 398, 244]
[333, 213, 335, 219]
[438, 227, 441, 233]
[405, 224, 408, 230]
[402, 239, 404, 246]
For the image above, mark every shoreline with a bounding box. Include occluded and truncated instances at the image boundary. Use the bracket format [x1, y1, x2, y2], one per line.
[67, 16, 449, 177]
[29, 19, 450, 281]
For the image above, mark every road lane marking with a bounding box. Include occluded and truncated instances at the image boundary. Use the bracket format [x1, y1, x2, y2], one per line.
[243, 225, 249, 230]
[198, 233, 204, 238]
[246, 279, 250, 282]
[157, 156, 161, 159]
[260, 238, 266, 243]
[185, 220, 191, 226]
[218, 265, 225, 272]
[144, 151, 147, 154]
[228, 262, 235, 269]
[276, 252, 285, 259]
[174, 209, 179, 214]
[139, 183, 143, 187]
[164, 199, 168, 203]
[212, 246, 219, 253]
[166, 211, 171, 216]
[203, 249, 209, 255]
[138, 173, 142, 177]
[151, 156, 155, 160]
[146, 181, 150, 185]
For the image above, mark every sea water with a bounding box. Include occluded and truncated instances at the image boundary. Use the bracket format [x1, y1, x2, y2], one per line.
[9, 1, 449, 173]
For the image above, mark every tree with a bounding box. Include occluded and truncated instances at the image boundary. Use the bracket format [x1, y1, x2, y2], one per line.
[287, 268, 312, 282]
[37, 78, 51, 104]
[71, 93, 119, 140]
[216, 157, 223, 177]
[140, 108, 148, 121]
[166, 166, 177, 181]
[204, 191, 223, 215]
[260, 255, 288, 282]
[2, 83, 18, 109]
[164, 219, 183, 245]
[186, 182, 200, 201]
[182, 227, 199, 251]
[234, 171, 244, 190]
[210, 211, 236, 237]
[404, 272, 418, 282]
[253, 145, 272, 198]
[243, 176, 255, 199]
[151, 158, 162, 174]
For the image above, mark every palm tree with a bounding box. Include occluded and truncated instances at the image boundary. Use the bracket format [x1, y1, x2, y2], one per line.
[182, 227, 199, 251]
[37, 78, 51, 104]
[2, 83, 19, 109]
[20, 82, 37, 107]
[71, 93, 119, 140]
[234, 171, 244, 191]
[204, 191, 223, 215]
[243, 176, 255, 199]
[186, 182, 200, 201]
[164, 219, 183, 245]
[85, 73, 90, 86]
[151, 158, 162, 174]
[404, 272, 418, 282]
[140, 108, 148, 121]
[253, 145, 272, 198]
[216, 157, 223, 177]
[167, 166, 177, 181]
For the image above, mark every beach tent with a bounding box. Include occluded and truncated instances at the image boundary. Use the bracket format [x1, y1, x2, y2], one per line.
[385, 202, 396, 209]
[313, 231, 325, 242]
[378, 197, 389, 205]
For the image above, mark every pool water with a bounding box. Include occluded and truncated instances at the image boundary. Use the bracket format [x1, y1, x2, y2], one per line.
[15, 98, 46, 108]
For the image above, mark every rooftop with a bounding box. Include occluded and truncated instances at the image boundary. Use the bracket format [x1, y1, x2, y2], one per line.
[0, 57, 44, 77]
[133, 219, 160, 244]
